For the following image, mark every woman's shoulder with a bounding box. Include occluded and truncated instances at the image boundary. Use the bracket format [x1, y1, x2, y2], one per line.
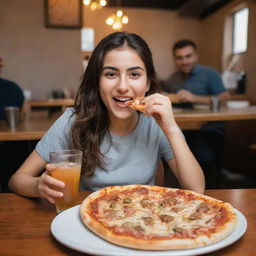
[61, 107, 76, 121]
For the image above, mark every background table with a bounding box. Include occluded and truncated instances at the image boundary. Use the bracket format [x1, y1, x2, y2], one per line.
[0, 189, 255, 256]
[1, 106, 256, 141]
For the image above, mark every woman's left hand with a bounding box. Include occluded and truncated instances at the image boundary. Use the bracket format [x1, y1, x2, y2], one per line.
[143, 93, 178, 133]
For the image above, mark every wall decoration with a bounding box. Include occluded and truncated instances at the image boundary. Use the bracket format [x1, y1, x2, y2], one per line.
[45, 0, 82, 29]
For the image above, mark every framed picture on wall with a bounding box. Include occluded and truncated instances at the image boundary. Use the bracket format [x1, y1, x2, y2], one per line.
[44, 0, 82, 29]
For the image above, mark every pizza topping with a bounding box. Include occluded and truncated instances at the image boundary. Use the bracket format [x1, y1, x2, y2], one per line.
[123, 198, 132, 204]
[123, 206, 136, 217]
[134, 225, 145, 233]
[165, 198, 179, 207]
[140, 198, 154, 208]
[104, 209, 117, 219]
[188, 212, 203, 221]
[142, 217, 154, 226]
[90, 201, 99, 214]
[197, 202, 210, 213]
[173, 227, 187, 236]
[109, 201, 117, 208]
[159, 214, 174, 223]
[136, 187, 149, 195]
[81, 185, 237, 250]
[171, 207, 182, 213]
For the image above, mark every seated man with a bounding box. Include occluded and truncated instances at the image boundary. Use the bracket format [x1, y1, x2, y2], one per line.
[0, 57, 25, 192]
[162, 39, 230, 188]
[0, 57, 24, 120]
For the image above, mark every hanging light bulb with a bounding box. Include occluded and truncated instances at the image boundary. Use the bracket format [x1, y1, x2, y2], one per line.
[116, 10, 123, 17]
[106, 15, 115, 25]
[83, 0, 91, 5]
[83, 0, 107, 11]
[122, 15, 128, 24]
[112, 21, 122, 30]
[100, 0, 107, 7]
[106, 9, 128, 30]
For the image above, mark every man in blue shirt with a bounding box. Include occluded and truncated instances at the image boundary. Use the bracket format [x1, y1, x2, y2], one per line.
[162, 40, 230, 104]
[0, 57, 25, 192]
[162, 40, 230, 188]
[0, 57, 24, 120]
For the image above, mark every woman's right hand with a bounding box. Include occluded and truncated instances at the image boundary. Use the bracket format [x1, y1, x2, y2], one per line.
[37, 164, 65, 203]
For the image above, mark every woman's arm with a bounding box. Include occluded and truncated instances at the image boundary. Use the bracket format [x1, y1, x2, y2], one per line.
[165, 131, 205, 194]
[144, 93, 205, 194]
[8, 150, 65, 202]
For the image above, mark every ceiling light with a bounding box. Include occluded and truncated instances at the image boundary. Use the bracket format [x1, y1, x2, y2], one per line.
[106, 9, 129, 30]
[83, 0, 107, 11]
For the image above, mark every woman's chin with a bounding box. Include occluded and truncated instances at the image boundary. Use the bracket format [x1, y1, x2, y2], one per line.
[109, 108, 136, 121]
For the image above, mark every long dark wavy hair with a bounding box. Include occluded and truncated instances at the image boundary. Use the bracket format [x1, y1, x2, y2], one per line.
[71, 32, 158, 176]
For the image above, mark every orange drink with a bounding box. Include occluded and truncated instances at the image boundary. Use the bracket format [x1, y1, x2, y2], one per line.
[49, 150, 82, 213]
[51, 164, 81, 212]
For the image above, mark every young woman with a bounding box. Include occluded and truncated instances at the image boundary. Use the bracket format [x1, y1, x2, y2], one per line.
[9, 32, 204, 203]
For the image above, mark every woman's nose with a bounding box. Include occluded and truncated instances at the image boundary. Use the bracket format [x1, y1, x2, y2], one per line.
[116, 76, 129, 92]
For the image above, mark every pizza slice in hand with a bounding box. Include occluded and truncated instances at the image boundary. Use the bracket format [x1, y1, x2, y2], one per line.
[125, 97, 146, 112]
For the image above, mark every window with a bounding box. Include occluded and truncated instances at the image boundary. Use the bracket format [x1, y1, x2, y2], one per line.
[81, 27, 94, 52]
[233, 8, 249, 54]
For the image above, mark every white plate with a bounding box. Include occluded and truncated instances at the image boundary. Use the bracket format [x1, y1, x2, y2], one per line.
[226, 100, 250, 109]
[51, 206, 247, 256]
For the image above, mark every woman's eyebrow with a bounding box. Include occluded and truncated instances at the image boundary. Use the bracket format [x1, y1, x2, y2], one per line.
[127, 66, 144, 71]
[102, 66, 144, 71]
[102, 66, 118, 71]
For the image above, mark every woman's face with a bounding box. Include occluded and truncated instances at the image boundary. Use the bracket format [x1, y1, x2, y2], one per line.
[99, 47, 149, 122]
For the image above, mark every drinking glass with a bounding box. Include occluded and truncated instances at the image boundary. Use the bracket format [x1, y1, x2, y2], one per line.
[49, 150, 82, 213]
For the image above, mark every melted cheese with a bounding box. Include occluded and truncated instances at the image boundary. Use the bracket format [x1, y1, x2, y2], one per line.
[95, 189, 219, 238]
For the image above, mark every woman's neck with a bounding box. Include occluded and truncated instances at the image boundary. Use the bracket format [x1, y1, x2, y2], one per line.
[109, 113, 139, 136]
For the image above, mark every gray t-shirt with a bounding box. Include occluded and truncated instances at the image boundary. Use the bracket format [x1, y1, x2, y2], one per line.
[36, 108, 174, 191]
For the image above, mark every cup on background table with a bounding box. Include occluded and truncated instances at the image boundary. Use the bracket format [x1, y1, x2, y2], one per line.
[5, 106, 20, 129]
[210, 96, 220, 112]
[49, 150, 82, 213]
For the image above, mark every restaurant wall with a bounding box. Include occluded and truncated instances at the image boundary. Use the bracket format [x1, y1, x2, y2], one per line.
[83, 7, 200, 81]
[198, 0, 256, 101]
[0, 0, 83, 99]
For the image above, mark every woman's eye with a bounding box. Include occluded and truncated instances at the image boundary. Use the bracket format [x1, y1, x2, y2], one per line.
[130, 72, 141, 78]
[105, 72, 117, 78]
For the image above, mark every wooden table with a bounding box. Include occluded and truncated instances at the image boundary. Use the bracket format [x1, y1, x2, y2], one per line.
[0, 189, 255, 256]
[174, 106, 256, 129]
[0, 106, 256, 141]
[0, 116, 56, 141]
[26, 99, 74, 110]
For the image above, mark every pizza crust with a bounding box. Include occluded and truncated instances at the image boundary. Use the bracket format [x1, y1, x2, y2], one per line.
[80, 185, 237, 250]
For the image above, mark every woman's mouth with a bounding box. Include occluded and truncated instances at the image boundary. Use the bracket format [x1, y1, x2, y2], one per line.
[113, 97, 133, 107]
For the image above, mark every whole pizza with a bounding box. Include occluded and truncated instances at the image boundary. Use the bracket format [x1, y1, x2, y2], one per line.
[80, 185, 237, 250]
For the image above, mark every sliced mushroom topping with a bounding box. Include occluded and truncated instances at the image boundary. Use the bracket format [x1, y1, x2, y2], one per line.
[142, 217, 154, 226]
[159, 214, 174, 223]
[188, 211, 202, 220]
[123, 198, 132, 204]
